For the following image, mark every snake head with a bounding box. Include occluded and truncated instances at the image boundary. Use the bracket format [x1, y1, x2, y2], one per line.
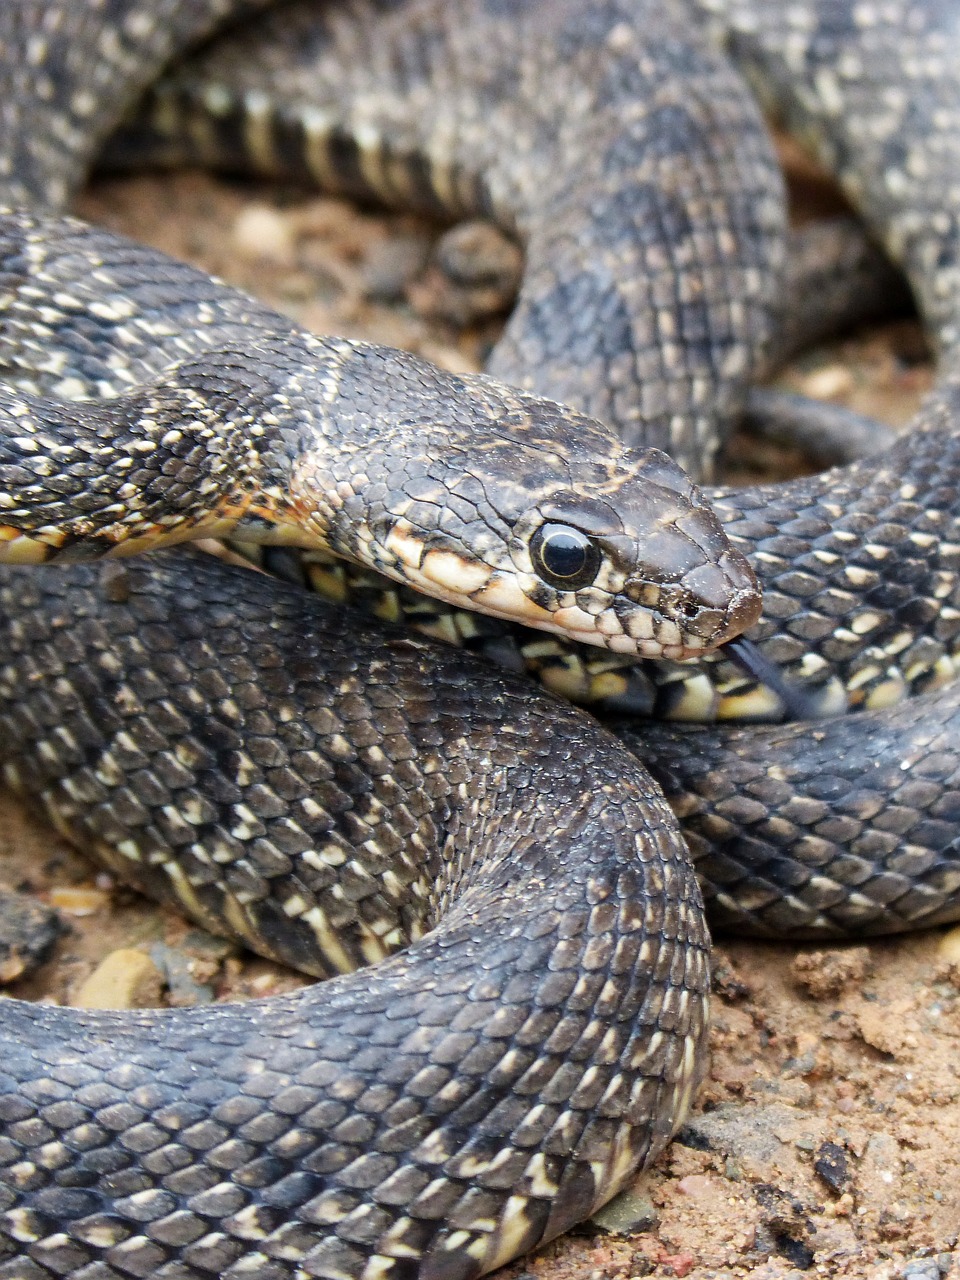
[288, 355, 760, 659]
[459, 447, 761, 660]
[349, 441, 759, 662]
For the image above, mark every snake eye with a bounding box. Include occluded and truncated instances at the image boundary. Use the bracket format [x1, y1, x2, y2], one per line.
[530, 523, 602, 590]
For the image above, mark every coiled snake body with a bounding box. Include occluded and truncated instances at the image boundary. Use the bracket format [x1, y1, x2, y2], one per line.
[0, 2, 959, 1278]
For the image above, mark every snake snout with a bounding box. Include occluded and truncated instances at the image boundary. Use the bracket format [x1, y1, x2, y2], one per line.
[624, 505, 761, 658]
[689, 545, 763, 644]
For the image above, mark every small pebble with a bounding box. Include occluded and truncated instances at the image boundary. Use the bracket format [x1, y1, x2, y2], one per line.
[937, 924, 960, 964]
[150, 943, 215, 1006]
[410, 220, 522, 324]
[71, 949, 164, 1010]
[659, 1252, 696, 1278]
[232, 205, 297, 267]
[801, 364, 856, 400]
[676, 1174, 715, 1198]
[814, 1141, 852, 1194]
[433, 220, 522, 291]
[49, 885, 109, 916]
[586, 1189, 658, 1235]
[899, 1260, 943, 1280]
[791, 947, 870, 998]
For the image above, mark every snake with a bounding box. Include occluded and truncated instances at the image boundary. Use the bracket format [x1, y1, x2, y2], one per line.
[0, 1, 958, 1278]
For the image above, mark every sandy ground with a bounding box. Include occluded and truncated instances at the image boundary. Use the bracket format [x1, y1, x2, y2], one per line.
[0, 153, 956, 1280]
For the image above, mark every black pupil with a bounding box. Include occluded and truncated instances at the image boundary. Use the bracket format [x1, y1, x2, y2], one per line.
[540, 525, 589, 578]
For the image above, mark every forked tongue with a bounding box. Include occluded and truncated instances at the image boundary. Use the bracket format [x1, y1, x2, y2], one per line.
[723, 635, 824, 721]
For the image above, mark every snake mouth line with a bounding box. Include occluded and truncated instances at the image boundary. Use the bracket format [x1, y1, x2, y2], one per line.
[392, 555, 732, 659]
[534, 621, 715, 661]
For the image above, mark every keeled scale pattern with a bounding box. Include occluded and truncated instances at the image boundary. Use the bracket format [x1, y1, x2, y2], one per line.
[116, 0, 960, 721]
[1, 0, 960, 1275]
[618, 686, 960, 938]
[0, 553, 709, 1278]
[108, 0, 787, 476]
